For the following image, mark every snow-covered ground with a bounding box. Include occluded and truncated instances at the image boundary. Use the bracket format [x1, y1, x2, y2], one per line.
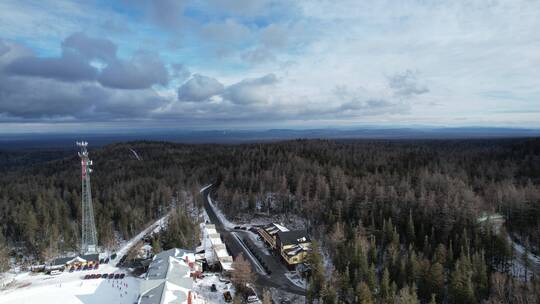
[193, 273, 235, 304]
[0, 263, 138, 304]
[245, 230, 271, 256]
[0, 214, 172, 303]
[478, 213, 540, 279]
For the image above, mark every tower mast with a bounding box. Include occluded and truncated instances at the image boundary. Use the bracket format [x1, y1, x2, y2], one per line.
[77, 141, 98, 254]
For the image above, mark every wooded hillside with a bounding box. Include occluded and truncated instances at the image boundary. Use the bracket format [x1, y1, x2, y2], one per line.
[0, 138, 539, 302]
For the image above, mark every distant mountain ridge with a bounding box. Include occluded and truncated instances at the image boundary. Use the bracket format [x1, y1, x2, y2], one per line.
[1, 127, 539, 149]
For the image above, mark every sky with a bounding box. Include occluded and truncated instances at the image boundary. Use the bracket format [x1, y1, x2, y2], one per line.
[0, 0, 539, 133]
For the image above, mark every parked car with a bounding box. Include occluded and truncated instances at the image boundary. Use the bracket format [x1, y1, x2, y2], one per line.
[108, 274, 114, 279]
[76, 266, 82, 271]
[245, 285, 261, 303]
[83, 265, 88, 271]
[69, 267, 74, 273]
[49, 270, 62, 276]
[94, 264, 99, 270]
[102, 273, 108, 278]
[240, 226, 248, 230]
[210, 284, 217, 292]
[233, 226, 241, 230]
[87, 265, 93, 270]
[83, 274, 90, 279]
[104, 258, 110, 264]
[114, 274, 120, 279]
[119, 273, 125, 279]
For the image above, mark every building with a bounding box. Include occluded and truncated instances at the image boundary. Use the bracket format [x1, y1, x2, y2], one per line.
[138, 248, 202, 304]
[202, 224, 233, 272]
[258, 223, 289, 249]
[276, 230, 311, 268]
[49, 253, 100, 270]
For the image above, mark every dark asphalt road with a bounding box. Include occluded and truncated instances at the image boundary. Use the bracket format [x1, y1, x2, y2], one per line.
[202, 187, 306, 296]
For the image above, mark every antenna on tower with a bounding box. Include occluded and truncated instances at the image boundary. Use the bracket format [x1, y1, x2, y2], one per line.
[77, 141, 98, 254]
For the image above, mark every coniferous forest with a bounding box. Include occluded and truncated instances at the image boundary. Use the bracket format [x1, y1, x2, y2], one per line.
[1, 138, 539, 303]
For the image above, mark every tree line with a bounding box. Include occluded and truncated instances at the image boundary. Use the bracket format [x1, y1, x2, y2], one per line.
[0, 138, 539, 302]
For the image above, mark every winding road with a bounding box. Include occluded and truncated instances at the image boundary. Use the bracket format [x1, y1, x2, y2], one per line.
[201, 186, 306, 296]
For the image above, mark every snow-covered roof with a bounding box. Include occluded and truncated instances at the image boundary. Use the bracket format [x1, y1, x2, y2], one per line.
[202, 223, 233, 272]
[262, 223, 290, 236]
[139, 248, 197, 304]
[283, 244, 310, 256]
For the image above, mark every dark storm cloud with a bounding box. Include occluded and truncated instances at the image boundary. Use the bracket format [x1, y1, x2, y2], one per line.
[388, 70, 428, 98]
[98, 53, 169, 89]
[177, 74, 224, 101]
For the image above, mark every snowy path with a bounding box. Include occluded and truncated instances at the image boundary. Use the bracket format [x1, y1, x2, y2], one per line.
[112, 213, 169, 265]
[207, 193, 235, 230]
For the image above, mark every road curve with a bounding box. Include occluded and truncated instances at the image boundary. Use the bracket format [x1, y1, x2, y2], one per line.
[201, 186, 306, 296]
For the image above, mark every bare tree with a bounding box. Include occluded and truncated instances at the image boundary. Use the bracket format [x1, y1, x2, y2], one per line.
[231, 253, 255, 291]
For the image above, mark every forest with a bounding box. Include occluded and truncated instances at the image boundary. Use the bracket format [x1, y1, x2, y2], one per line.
[0, 138, 539, 303]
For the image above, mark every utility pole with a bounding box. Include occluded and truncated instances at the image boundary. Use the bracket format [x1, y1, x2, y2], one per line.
[77, 141, 98, 254]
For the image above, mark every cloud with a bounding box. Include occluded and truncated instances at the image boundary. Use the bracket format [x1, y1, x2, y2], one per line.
[0, 38, 167, 121]
[147, 0, 187, 30]
[98, 52, 169, 89]
[171, 63, 191, 82]
[203, 0, 269, 17]
[4, 52, 98, 82]
[177, 74, 224, 101]
[388, 70, 429, 98]
[3, 34, 169, 90]
[0, 72, 166, 120]
[242, 47, 276, 64]
[201, 19, 251, 46]
[0, 41, 9, 56]
[222, 73, 278, 105]
[260, 24, 289, 49]
[62, 32, 117, 62]
[2, 32, 118, 82]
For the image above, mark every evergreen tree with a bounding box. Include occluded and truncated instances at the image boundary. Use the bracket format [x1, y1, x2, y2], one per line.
[396, 285, 420, 304]
[366, 263, 377, 292]
[307, 241, 325, 304]
[427, 262, 445, 302]
[449, 256, 476, 304]
[407, 210, 416, 246]
[380, 267, 392, 303]
[356, 281, 374, 304]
